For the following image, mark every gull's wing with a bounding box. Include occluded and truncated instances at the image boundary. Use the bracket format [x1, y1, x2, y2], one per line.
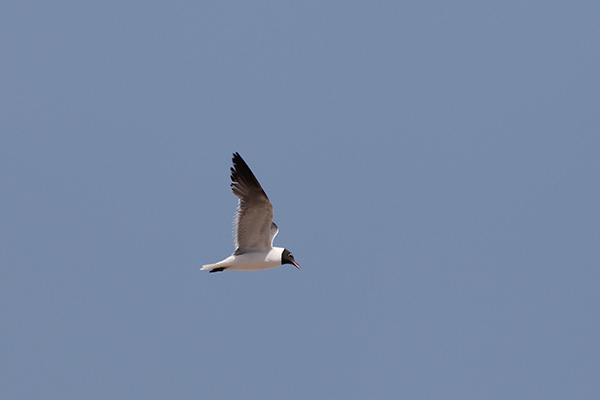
[230, 152, 274, 255]
[270, 222, 279, 246]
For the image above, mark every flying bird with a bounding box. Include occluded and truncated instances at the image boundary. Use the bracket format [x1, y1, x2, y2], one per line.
[201, 152, 301, 273]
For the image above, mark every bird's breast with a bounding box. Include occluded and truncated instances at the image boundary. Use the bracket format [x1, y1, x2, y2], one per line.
[227, 248, 284, 271]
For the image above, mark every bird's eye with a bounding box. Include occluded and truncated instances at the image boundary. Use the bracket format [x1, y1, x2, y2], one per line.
[289, 253, 293, 258]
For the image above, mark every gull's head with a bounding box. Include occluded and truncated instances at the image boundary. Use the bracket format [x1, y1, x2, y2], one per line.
[281, 249, 301, 269]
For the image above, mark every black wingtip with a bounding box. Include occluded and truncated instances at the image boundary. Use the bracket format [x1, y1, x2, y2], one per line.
[232, 152, 246, 166]
[230, 152, 264, 192]
[209, 267, 227, 273]
[231, 153, 247, 176]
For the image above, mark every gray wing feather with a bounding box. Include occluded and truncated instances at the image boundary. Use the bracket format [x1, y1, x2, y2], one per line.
[270, 222, 279, 246]
[230, 153, 274, 255]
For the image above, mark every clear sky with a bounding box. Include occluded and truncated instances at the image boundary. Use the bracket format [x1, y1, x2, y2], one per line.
[2, 1, 599, 399]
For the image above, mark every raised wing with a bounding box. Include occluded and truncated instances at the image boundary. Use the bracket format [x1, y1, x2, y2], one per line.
[230, 152, 274, 255]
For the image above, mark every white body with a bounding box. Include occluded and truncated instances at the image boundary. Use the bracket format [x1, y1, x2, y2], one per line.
[201, 247, 285, 271]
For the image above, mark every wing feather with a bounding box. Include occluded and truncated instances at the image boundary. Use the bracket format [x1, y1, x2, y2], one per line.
[270, 222, 279, 246]
[230, 153, 274, 254]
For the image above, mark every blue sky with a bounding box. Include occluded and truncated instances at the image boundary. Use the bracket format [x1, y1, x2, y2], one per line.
[2, 1, 599, 399]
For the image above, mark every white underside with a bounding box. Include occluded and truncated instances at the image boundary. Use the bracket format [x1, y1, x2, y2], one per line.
[202, 247, 284, 271]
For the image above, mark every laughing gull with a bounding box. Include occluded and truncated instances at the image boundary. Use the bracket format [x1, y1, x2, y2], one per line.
[201, 152, 301, 273]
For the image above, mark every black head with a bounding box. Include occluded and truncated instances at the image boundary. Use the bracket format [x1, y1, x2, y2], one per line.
[281, 249, 301, 269]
